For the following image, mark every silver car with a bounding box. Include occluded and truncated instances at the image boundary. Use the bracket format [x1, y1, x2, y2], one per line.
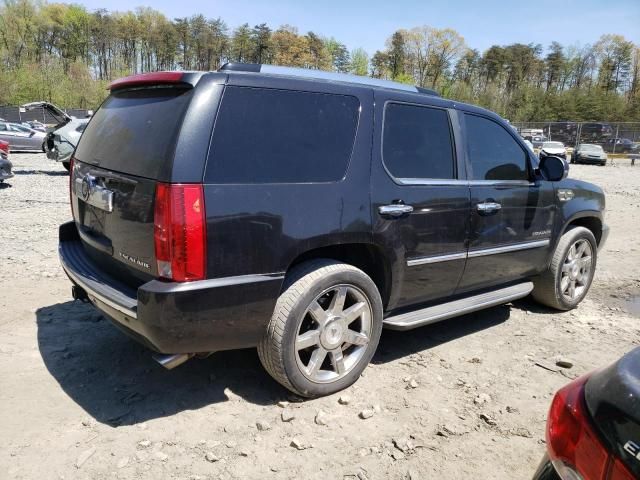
[572, 143, 607, 166]
[0, 122, 47, 151]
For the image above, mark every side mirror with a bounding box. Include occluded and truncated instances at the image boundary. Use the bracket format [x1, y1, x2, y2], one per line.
[538, 155, 569, 181]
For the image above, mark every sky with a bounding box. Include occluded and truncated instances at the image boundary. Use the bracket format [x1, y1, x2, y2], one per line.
[62, 0, 640, 54]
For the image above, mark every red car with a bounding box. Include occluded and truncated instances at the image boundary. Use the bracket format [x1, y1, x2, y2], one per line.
[533, 348, 639, 480]
[0, 139, 13, 182]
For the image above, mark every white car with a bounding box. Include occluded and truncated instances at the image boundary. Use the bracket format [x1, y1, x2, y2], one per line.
[539, 141, 567, 160]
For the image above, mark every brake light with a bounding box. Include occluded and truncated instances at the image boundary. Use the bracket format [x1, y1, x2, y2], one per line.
[546, 375, 635, 480]
[69, 157, 75, 219]
[154, 183, 206, 282]
[109, 72, 185, 91]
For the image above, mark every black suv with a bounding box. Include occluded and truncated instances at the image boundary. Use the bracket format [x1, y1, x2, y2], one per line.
[59, 64, 609, 398]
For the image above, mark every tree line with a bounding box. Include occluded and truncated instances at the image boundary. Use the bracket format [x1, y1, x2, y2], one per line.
[1, 0, 638, 121]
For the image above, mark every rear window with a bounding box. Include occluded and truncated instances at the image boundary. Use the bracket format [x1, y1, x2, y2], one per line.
[205, 86, 359, 184]
[74, 87, 193, 178]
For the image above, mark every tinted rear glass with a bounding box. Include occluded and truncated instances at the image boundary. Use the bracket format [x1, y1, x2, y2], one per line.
[382, 103, 455, 179]
[205, 86, 359, 184]
[74, 87, 193, 179]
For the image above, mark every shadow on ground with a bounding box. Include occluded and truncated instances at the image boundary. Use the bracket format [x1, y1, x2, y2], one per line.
[13, 169, 67, 177]
[37, 299, 516, 427]
[0, 181, 12, 189]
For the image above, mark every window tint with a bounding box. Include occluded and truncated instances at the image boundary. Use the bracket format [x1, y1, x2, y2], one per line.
[464, 114, 529, 181]
[382, 103, 455, 179]
[205, 87, 359, 184]
[74, 87, 194, 179]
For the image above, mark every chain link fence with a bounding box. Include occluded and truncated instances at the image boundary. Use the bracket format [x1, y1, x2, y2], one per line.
[0, 105, 92, 125]
[512, 121, 640, 155]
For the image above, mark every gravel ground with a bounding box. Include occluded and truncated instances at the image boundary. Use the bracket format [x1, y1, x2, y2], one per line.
[1, 153, 639, 480]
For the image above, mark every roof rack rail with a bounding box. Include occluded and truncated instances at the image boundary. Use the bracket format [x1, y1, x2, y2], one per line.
[219, 63, 440, 97]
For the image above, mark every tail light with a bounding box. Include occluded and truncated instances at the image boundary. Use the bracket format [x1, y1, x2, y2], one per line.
[546, 375, 635, 480]
[154, 183, 206, 282]
[69, 157, 75, 219]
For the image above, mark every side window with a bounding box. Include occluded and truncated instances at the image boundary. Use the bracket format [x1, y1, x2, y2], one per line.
[205, 87, 360, 184]
[464, 114, 529, 181]
[383, 103, 455, 179]
[0, 124, 6, 131]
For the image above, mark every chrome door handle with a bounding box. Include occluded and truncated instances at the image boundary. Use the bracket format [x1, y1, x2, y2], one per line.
[378, 204, 414, 217]
[476, 202, 502, 213]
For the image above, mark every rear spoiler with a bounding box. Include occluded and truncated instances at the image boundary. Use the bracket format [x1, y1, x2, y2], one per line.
[108, 71, 204, 91]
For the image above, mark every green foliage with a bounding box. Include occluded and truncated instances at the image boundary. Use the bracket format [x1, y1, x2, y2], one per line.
[349, 47, 368, 76]
[0, 0, 638, 120]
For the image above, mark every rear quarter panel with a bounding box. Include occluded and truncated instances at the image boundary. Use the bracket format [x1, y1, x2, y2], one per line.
[203, 77, 375, 279]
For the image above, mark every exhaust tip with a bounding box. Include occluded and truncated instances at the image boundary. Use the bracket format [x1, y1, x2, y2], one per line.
[153, 353, 194, 370]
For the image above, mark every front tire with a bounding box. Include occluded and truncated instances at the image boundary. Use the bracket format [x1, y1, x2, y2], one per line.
[258, 259, 383, 398]
[532, 227, 597, 310]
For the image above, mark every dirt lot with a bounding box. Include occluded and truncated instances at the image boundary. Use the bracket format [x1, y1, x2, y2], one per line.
[1, 153, 638, 480]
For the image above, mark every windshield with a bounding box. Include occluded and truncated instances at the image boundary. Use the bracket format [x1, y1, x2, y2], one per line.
[579, 144, 602, 152]
[543, 141, 564, 149]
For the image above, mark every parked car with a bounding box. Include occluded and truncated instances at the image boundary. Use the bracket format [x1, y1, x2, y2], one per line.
[0, 122, 46, 151]
[521, 128, 544, 139]
[21, 120, 47, 132]
[603, 137, 639, 154]
[0, 139, 9, 159]
[531, 135, 549, 149]
[572, 144, 608, 166]
[580, 122, 614, 141]
[539, 141, 567, 160]
[532, 347, 639, 480]
[0, 140, 13, 182]
[58, 65, 608, 398]
[21, 102, 90, 171]
[543, 121, 578, 144]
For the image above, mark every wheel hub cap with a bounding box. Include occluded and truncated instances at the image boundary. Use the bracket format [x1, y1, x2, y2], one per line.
[294, 284, 373, 384]
[320, 318, 345, 349]
[560, 239, 593, 301]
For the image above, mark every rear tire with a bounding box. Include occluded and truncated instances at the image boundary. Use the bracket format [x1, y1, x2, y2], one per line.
[258, 259, 383, 398]
[532, 227, 597, 310]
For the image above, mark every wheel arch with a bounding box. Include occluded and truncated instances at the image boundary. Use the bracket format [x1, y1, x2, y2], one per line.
[560, 212, 603, 246]
[285, 243, 392, 309]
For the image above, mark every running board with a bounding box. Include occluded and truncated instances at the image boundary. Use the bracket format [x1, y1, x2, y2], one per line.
[383, 282, 533, 331]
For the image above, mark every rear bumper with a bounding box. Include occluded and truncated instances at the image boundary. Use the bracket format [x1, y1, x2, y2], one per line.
[574, 156, 606, 164]
[58, 222, 283, 353]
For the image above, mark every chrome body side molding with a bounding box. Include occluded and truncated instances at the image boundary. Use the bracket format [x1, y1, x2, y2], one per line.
[407, 252, 466, 267]
[406, 239, 550, 267]
[467, 239, 550, 258]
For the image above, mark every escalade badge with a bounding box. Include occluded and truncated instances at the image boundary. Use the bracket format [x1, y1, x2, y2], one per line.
[118, 252, 151, 270]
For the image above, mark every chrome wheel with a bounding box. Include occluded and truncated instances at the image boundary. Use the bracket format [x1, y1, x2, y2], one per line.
[560, 239, 593, 301]
[295, 284, 372, 383]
